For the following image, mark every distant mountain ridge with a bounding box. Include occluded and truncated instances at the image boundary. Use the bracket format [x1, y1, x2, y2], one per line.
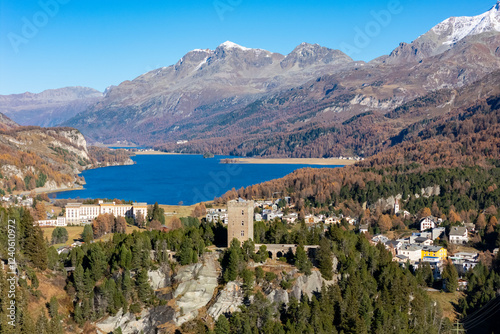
[0, 86, 102, 127]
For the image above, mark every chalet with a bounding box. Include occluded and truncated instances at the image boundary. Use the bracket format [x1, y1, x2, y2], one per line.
[449, 226, 468, 244]
[420, 216, 437, 231]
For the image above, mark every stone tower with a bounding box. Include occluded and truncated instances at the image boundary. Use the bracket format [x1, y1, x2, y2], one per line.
[227, 199, 254, 247]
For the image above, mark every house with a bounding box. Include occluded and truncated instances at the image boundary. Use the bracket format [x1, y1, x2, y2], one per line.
[304, 215, 321, 224]
[494, 248, 499, 255]
[432, 227, 446, 241]
[372, 235, 389, 244]
[422, 245, 447, 261]
[449, 226, 468, 244]
[359, 224, 369, 233]
[420, 216, 437, 231]
[254, 213, 262, 222]
[262, 210, 283, 221]
[414, 237, 433, 246]
[385, 240, 403, 251]
[458, 279, 468, 291]
[464, 223, 475, 233]
[394, 254, 410, 265]
[346, 217, 357, 225]
[324, 217, 336, 225]
[282, 213, 297, 224]
[397, 244, 422, 263]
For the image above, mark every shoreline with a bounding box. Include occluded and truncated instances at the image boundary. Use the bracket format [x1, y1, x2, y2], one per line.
[133, 151, 184, 155]
[221, 157, 358, 166]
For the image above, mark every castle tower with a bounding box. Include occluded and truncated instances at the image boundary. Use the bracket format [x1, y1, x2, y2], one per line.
[227, 199, 254, 247]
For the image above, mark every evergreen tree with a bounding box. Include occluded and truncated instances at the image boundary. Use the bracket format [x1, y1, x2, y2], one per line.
[215, 315, 230, 334]
[178, 239, 194, 265]
[136, 268, 153, 304]
[294, 245, 312, 275]
[48, 296, 59, 318]
[20, 209, 48, 269]
[317, 238, 334, 280]
[47, 246, 61, 271]
[51, 227, 68, 245]
[442, 261, 459, 292]
[223, 246, 240, 282]
[82, 224, 94, 243]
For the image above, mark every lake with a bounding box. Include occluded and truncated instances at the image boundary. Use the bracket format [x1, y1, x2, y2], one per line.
[49, 155, 343, 205]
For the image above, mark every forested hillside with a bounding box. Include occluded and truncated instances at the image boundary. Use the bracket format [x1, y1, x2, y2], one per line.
[0, 114, 133, 195]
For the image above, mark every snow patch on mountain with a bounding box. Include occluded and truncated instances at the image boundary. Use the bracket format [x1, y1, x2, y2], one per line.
[432, 2, 500, 45]
[219, 41, 251, 51]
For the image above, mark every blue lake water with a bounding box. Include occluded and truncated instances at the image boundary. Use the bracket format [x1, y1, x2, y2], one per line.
[49, 155, 343, 205]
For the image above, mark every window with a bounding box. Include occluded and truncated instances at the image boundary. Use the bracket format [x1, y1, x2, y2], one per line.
[241, 231, 244, 237]
[242, 221, 245, 226]
[242, 210, 244, 215]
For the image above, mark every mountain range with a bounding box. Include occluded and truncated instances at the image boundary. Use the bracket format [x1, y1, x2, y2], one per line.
[2, 2, 500, 158]
[0, 86, 102, 127]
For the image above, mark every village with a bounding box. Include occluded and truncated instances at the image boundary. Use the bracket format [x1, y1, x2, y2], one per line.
[2, 190, 495, 295]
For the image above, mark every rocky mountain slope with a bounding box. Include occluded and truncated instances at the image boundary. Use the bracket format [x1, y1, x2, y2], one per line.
[0, 86, 103, 127]
[384, 1, 500, 64]
[59, 3, 500, 155]
[63, 41, 358, 144]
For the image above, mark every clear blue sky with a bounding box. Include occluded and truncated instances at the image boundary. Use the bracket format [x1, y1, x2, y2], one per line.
[0, 0, 496, 94]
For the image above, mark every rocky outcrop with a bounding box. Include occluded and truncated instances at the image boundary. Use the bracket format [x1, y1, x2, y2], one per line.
[291, 271, 338, 300]
[96, 306, 175, 334]
[148, 265, 171, 290]
[207, 281, 244, 319]
[267, 288, 289, 305]
[173, 253, 219, 326]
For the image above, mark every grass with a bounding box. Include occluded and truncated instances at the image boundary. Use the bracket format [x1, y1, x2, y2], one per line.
[428, 290, 463, 321]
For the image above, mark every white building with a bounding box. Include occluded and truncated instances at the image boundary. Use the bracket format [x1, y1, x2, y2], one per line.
[36, 217, 67, 227]
[420, 216, 437, 231]
[394, 199, 400, 213]
[282, 213, 298, 224]
[65, 200, 147, 225]
[449, 226, 468, 244]
[397, 245, 422, 263]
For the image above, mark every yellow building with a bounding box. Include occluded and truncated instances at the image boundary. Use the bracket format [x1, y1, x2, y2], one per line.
[422, 245, 447, 261]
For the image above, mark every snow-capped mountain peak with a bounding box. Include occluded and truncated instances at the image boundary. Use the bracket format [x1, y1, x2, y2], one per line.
[218, 41, 251, 51]
[431, 2, 500, 45]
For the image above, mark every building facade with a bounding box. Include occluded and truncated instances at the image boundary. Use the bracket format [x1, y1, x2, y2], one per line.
[449, 226, 468, 244]
[65, 200, 148, 225]
[227, 199, 254, 247]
